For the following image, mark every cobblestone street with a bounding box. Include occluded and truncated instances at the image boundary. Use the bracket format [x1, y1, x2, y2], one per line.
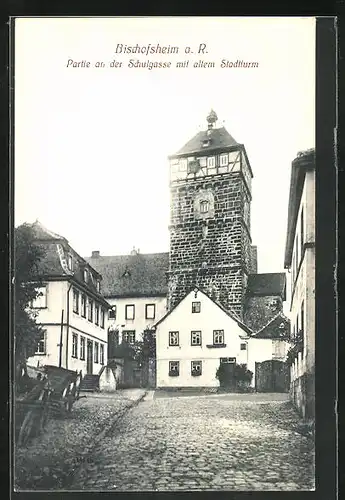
[69, 392, 314, 491]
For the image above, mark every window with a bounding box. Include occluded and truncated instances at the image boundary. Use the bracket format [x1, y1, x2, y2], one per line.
[200, 200, 209, 213]
[31, 286, 47, 309]
[84, 269, 88, 282]
[100, 344, 104, 365]
[207, 156, 215, 168]
[191, 360, 202, 376]
[72, 333, 78, 358]
[35, 332, 46, 354]
[122, 330, 136, 344]
[87, 298, 93, 322]
[192, 301, 201, 313]
[125, 304, 135, 320]
[68, 254, 73, 271]
[73, 289, 79, 314]
[108, 307, 116, 320]
[202, 139, 210, 148]
[145, 304, 156, 320]
[94, 342, 99, 363]
[169, 361, 180, 376]
[81, 294, 87, 318]
[199, 157, 207, 167]
[100, 308, 105, 328]
[179, 159, 187, 172]
[169, 331, 179, 346]
[80, 336, 85, 360]
[240, 343, 247, 350]
[96, 280, 101, 293]
[220, 357, 236, 364]
[191, 331, 202, 346]
[219, 154, 228, 166]
[300, 208, 304, 257]
[95, 304, 100, 325]
[213, 330, 224, 345]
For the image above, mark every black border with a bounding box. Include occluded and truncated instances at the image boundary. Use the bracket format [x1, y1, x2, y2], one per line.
[6, 13, 338, 500]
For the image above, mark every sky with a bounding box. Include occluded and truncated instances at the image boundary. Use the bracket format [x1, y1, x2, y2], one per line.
[14, 17, 315, 275]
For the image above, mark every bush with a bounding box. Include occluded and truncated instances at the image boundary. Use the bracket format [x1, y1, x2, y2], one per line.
[216, 363, 253, 392]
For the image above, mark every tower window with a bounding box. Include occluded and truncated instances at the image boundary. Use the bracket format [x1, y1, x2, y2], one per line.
[179, 159, 187, 172]
[219, 154, 228, 166]
[200, 200, 209, 213]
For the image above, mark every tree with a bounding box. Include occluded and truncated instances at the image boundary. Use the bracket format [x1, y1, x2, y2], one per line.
[14, 224, 46, 370]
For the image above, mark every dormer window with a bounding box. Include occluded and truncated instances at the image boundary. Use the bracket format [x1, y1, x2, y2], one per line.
[84, 269, 88, 282]
[202, 139, 211, 148]
[200, 200, 209, 214]
[96, 280, 101, 292]
[67, 254, 73, 271]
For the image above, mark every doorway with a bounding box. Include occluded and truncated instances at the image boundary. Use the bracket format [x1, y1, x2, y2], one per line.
[87, 340, 93, 374]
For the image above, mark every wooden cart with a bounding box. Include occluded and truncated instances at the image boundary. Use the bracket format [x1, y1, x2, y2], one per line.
[16, 366, 83, 447]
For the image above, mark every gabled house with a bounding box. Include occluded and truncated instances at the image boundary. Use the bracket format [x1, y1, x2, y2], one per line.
[153, 287, 289, 390]
[25, 221, 111, 376]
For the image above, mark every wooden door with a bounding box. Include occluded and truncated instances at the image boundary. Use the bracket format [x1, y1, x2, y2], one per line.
[86, 341, 93, 375]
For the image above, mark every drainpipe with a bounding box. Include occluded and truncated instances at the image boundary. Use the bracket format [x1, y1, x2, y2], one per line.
[58, 309, 64, 367]
[65, 282, 73, 369]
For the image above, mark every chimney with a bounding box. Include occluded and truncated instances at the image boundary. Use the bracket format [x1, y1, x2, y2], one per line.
[250, 246, 258, 274]
[91, 250, 100, 258]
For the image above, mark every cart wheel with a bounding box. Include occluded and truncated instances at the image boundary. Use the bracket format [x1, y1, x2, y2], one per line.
[18, 411, 35, 447]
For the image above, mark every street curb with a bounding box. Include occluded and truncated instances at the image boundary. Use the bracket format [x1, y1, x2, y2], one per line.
[68, 391, 148, 487]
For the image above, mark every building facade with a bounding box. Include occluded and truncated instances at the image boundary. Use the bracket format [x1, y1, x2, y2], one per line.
[167, 110, 257, 318]
[154, 288, 290, 389]
[284, 148, 315, 418]
[26, 222, 110, 376]
[87, 249, 169, 346]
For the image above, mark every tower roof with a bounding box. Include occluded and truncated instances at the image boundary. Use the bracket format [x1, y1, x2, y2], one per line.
[170, 110, 239, 158]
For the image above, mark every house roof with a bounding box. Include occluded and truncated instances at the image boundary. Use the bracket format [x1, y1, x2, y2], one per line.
[251, 312, 290, 340]
[170, 126, 239, 158]
[284, 148, 315, 267]
[85, 251, 170, 298]
[23, 221, 109, 306]
[153, 286, 253, 335]
[246, 273, 286, 299]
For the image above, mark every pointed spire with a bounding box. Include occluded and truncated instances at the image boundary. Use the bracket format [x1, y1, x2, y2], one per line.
[206, 109, 218, 130]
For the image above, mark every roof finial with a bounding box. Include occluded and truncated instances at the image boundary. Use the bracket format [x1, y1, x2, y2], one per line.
[206, 109, 218, 130]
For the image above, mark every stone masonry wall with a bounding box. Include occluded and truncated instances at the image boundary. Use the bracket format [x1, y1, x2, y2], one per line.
[168, 173, 252, 317]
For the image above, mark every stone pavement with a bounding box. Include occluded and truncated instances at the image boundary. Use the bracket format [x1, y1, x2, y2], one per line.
[68, 392, 315, 491]
[15, 389, 147, 490]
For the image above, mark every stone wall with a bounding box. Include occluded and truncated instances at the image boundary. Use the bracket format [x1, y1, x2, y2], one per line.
[168, 173, 253, 317]
[243, 295, 284, 332]
[289, 370, 315, 419]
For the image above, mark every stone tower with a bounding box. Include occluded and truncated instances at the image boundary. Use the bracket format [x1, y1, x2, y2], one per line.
[167, 110, 257, 318]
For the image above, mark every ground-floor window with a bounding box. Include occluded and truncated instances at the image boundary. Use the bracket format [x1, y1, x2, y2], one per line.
[94, 342, 99, 363]
[123, 330, 136, 344]
[100, 344, 104, 365]
[35, 331, 46, 354]
[80, 336, 86, 360]
[169, 361, 179, 376]
[191, 360, 202, 376]
[72, 333, 78, 358]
